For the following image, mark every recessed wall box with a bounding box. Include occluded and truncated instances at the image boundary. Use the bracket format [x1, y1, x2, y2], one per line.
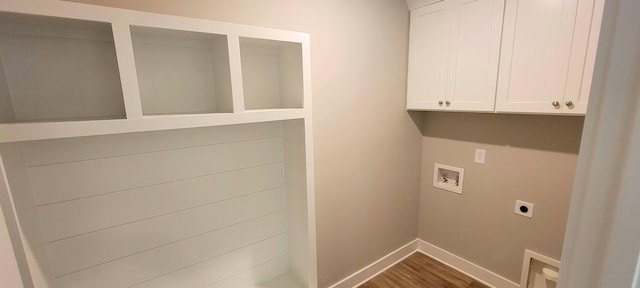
[433, 163, 464, 194]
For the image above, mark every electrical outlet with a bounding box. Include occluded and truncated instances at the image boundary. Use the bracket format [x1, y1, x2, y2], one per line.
[474, 149, 486, 164]
[515, 200, 534, 218]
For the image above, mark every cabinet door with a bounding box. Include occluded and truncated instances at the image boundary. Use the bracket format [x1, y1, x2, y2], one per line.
[563, 0, 604, 114]
[445, 0, 504, 112]
[496, 0, 588, 114]
[407, 1, 450, 110]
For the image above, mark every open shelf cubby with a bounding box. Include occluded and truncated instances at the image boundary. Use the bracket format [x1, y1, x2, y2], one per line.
[131, 26, 233, 115]
[240, 37, 303, 110]
[0, 12, 125, 123]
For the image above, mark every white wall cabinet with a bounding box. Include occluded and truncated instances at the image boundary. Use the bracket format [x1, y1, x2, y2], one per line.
[0, 1, 316, 288]
[407, 0, 504, 112]
[407, 0, 604, 115]
[495, 0, 604, 115]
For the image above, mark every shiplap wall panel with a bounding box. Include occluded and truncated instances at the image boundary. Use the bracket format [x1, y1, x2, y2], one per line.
[37, 163, 284, 242]
[28, 136, 283, 205]
[205, 256, 290, 288]
[14, 123, 292, 287]
[20, 122, 282, 166]
[131, 233, 289, 288]
[48, 188, 286, 277]
[54, 213, 288, 288]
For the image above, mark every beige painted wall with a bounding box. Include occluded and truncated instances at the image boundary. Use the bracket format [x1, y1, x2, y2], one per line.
[65, 0, 423, 287]
[419, 112, 583, 282]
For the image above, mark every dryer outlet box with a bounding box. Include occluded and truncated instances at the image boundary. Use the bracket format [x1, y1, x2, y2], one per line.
[515, 200, 534, 218]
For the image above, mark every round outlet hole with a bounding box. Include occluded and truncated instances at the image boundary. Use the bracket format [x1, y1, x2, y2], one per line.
[519, 206, 529, 213]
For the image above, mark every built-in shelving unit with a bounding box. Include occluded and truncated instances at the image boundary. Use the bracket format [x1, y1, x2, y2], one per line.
[0, 0, 311, 143]
[0, 1, 316, 288]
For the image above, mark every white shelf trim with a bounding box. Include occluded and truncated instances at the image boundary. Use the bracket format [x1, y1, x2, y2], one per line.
[0, 109, 306, 143]
[0, 0, 309, 43]
[228, 35, 246, 113]
[112, 21, 143, 119]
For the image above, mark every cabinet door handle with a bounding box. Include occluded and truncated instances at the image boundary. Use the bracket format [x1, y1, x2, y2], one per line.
[438, 100, 443, 105]
[565, 100, 573, 107]
[552, 101, 560, 107]
[445, 100, 451, 105]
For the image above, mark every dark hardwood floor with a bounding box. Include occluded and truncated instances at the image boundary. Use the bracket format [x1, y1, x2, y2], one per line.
[359, 253, 489, 288]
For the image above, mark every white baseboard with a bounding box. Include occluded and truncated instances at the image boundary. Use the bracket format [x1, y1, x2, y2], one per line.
[327, 238, 520, 288]
[417, 239, 520, 288]
[328, 239, 418, 288]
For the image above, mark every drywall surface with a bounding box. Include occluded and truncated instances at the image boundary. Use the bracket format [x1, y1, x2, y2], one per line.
[65, 1, 423, 287]
[419, 112, 583, 282]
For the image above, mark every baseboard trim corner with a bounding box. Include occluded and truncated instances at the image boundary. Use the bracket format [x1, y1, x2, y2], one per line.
[417, 239, 520, 288]
[327, 238, 520, 288]
[328, 239, 418, 288]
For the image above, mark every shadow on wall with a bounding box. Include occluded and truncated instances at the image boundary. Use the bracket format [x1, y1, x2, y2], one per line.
[421, 112, 585, 154]
[408, 111, 426, 135]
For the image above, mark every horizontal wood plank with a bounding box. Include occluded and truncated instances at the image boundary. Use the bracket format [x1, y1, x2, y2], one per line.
[54, 212, 288, 288]
[28, 137, 283, 205]
[37, 163, 284, 242]
[131, 233, 289, 288]
[48, 188, 286, 277]
[205, 256, 290, 288]
[21, 122, 282, 166]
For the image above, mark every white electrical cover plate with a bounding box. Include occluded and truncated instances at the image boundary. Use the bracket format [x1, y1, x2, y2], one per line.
[474, 149, 486, 164]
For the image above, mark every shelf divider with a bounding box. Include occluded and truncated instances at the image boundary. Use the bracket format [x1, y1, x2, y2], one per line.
[112, 22, 143, 119]
[227, 35, 246, 113]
